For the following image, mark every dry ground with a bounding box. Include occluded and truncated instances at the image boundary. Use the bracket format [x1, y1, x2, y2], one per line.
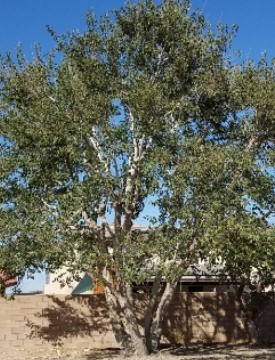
[1, 346, 275, 360]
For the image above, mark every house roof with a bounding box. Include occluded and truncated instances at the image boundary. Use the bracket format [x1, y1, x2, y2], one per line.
[0, 272, 17, 287]
[71, 274, 92, 294]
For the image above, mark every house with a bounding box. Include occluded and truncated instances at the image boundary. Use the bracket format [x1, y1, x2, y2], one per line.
[44, 259, 232, 295]
[44, 268, 95, 295]
[44, 271, 232, 295]
[44, 223, 148, 295]
[43, 224, 234, 295]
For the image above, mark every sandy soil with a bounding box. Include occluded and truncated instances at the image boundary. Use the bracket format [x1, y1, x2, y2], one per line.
[1, 346, 275, 360]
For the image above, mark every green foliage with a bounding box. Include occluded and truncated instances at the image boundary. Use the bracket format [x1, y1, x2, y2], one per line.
[0, 0, 275, 290]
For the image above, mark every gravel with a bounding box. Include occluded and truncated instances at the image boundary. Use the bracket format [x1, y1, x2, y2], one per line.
[1, 346, 275, 360]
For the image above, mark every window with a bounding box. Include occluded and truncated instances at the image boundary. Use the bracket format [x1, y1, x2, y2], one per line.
[188, 285, 204, 292]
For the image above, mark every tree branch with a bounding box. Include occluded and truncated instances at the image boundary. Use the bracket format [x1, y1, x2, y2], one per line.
[85, 127, 110, 176]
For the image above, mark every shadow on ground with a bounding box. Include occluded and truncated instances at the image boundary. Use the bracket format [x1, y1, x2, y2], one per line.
[83, 349, 121, 360]
[170, 345, 275, 359]
[79, 346, 275, 360]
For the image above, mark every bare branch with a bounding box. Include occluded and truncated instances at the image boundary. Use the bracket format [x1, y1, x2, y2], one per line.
[122, 108, 152, 231]
[85, 127, 109, 175]
[41, 198, 57, 211]
[82, 210, 97, 229]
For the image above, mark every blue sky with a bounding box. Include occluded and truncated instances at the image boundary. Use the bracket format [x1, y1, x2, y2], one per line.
[2, 0, 275, 292]
[1, 0, 275, 61]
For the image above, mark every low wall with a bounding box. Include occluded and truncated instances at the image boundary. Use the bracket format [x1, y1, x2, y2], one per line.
[0, 294, 115, 349]
[0, 292, 266, 349]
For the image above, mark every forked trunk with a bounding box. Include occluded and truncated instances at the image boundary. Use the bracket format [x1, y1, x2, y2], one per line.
[105, 271, 178, 355]
[145, 280, 178, 353]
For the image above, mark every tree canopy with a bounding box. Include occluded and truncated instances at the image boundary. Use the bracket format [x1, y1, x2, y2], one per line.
[1, 0, 275, 354]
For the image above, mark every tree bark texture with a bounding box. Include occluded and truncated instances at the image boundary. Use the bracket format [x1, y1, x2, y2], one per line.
[145, 280, 178, 353]
[105, 283, 147, 356]
[236, 284, 259, 345]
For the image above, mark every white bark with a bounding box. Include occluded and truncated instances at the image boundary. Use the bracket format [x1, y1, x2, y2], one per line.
[115, 284, 147, 355]
[146, 280, 178, 353]
[100, 269, 147, 355]
[123, 109, 146, 231]
[86, 127, 110, 176]
[104, 283, 132, 350]
[144, 273, 162, 351]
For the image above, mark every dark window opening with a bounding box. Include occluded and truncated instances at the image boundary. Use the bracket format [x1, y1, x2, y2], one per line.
[188, 285, 204, 292]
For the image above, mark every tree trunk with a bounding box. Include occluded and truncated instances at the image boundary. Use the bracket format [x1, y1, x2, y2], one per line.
[117, 284, 147, 355]
[104, 287, 131, 351]
[245, 313, 258, 345]
[144, 274, 162, 352]
[105, 283, 147, 356]
[145, 280, 178, 353]
[236, 284, 259, 345]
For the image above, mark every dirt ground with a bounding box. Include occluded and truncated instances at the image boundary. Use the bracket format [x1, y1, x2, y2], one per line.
[1, 346, 275, 360]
